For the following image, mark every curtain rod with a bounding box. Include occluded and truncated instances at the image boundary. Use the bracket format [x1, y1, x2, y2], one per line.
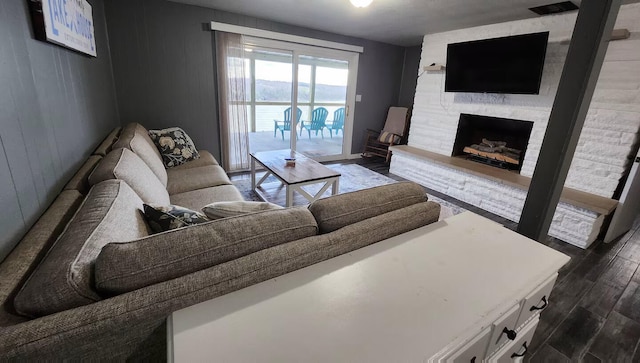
[210, 22, 364, 53]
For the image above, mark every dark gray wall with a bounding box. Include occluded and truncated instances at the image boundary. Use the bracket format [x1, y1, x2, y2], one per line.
[104, 0, 406, 156]
[398, 45, 422, 108]
[0, 0, 119, 262]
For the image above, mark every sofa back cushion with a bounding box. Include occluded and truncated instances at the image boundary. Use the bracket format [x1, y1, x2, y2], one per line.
[113, 123, 168, 186]
[13, 180, 150, 317]
[89, 148, 170, 205]
[94, 207, 318, 295]
[0, 190, 84, 326]
[308, 182, 427, 233]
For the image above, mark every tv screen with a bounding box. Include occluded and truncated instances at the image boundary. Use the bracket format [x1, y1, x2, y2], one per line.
[445, 32, 549, 94]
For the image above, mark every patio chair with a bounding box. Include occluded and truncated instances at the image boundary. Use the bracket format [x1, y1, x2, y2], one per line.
[274, 107, 302, 140]
[362, 106, 411, 163]
[300, 107, 329, 139]
[326, 107, 345, 138]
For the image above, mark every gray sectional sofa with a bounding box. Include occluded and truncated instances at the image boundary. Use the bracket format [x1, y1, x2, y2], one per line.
[0, 122, 441, 360]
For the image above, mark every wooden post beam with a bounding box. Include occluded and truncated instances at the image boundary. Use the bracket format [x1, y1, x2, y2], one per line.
[517, 0, 622, 241]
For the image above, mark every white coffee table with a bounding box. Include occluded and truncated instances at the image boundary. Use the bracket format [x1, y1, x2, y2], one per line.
[167, 212, 569, 362]
[250, 149, 340, 207]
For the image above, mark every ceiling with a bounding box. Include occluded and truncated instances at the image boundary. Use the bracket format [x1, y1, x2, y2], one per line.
[165, 0, 622, 46]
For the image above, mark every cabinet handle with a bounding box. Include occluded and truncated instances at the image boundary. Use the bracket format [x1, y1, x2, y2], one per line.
[510, 342, 528, 358]
[529, 296, 548, 311]
[502, 327, 517, 340]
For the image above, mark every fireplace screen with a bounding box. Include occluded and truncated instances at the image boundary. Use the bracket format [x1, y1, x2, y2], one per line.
[452, 113, 533, 172]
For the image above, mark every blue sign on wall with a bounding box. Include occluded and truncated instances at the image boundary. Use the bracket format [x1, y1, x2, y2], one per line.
[31, 0, 97, 57]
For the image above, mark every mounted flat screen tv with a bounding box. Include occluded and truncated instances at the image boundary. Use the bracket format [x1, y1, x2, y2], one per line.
[445, 32, 549, 94]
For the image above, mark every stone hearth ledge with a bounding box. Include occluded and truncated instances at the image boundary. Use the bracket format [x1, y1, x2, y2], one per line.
[389, 146, 617, 248]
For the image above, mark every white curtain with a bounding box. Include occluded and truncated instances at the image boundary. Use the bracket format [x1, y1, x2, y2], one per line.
[216, 32, 250, 171]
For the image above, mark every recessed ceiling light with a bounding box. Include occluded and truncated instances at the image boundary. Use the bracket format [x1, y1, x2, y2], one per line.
[350, 0, 373, 8]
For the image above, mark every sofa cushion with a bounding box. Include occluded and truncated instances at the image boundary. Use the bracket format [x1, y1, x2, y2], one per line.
[308, 182, 427, 234]
[63, 155, 102, 195]
[170, 185, 244, 211]
[143, 204, 210, 233]
[225, 201, 440, 288]
[94, 207, 319, 294]
[202, 201, 283, 220]
[88, 201, 441, 325]
[148, 127, 200, 168]
[323, 201, 440, 248]
[89, 148, 170, 205]
[0, 190, 84, 325]
[113, 123, 168, 186]
[93, 127, 122, 157]
[166, 165, 232, 195]
[170, 150, 219, 170]
[13, 180, 150, 317]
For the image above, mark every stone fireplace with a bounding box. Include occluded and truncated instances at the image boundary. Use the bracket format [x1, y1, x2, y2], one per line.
[389, 4, 640, 249]
[452, 114, 533, 173]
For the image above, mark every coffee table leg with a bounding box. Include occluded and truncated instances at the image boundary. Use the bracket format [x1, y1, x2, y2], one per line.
[332, 178, 340, 195]
[251, 158, 256, 190]
[286, 185, 294, 207]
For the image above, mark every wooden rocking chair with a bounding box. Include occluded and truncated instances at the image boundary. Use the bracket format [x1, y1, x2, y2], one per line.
[361, 107, 410, 163]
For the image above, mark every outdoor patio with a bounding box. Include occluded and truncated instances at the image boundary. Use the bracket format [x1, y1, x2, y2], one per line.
[249, 130, 343, 157]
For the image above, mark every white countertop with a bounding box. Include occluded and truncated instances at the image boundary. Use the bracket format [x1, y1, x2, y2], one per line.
[169, 212, 570, 362]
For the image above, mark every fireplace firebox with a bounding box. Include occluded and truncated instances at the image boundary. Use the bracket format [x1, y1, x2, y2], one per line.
[452, 113, 534, 173]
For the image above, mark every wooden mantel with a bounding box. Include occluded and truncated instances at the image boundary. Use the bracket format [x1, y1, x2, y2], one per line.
[390, 145, 617, 215]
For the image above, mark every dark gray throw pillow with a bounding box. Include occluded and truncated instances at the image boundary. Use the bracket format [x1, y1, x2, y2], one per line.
[148, 127, 200, 168]
[143, 204, 209, 233]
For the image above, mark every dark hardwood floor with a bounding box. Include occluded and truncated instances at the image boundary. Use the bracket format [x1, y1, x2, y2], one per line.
[232, 156, 640, 361]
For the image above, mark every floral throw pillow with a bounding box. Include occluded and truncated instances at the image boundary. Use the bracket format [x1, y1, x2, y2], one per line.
[143, 204, 210, 233]
[148, 127, 200, 168]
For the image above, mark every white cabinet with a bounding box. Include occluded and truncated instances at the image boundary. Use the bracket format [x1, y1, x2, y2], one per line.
[433, 273, 560, 362]
[169, 212, 570, 363]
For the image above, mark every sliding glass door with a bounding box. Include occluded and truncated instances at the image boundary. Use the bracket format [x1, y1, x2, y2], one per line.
[242, 45, 295, 153]
[295, 55, 349, 159]
[242, 37, 359, 161]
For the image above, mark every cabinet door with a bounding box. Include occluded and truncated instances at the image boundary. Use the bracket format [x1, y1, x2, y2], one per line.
[485, 304, 521, 357]
[443, 326, 492, 363]
[515, 274, 557, 329]
[487, 317, 539, 363]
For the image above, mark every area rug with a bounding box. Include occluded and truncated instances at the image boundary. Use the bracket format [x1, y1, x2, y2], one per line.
[427, 194, 467, 219]
[233, 163, 466, 221]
